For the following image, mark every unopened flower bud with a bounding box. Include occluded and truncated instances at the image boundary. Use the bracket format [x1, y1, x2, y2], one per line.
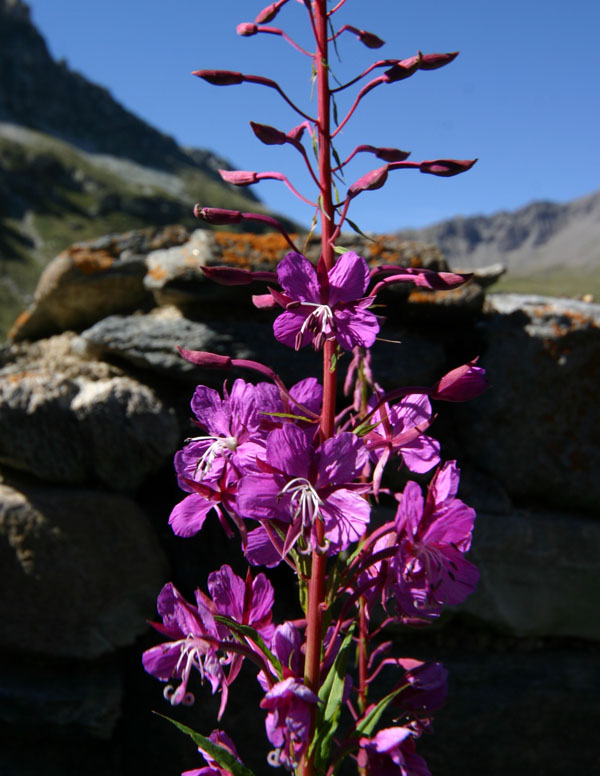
[255, 1, 287, 24]
[219, 169, 259, 186]
[433, 359, 487, 401]
[348, 165, 389, 198]
[177, 348, 232, 369]
[192, 69, 244, 86]
[237, 22, 258, 36]
[419, 51, 459, 70]
[420, 159, 477, 177]
[342, 25, 385, 49]
[250, 121, 287, 145]
[373, 147, 410, 162]
[193, 205, 243, 224]
[384, 55, 421, 82]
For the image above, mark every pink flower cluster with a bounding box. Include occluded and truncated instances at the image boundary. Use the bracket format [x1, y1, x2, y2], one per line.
[142, 1, 483, 773]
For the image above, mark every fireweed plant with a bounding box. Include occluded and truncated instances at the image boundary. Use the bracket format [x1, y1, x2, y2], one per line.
[143, 2, 485, 774]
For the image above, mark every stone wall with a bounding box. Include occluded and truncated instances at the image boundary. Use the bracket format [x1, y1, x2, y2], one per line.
[1, 227, 598, 776]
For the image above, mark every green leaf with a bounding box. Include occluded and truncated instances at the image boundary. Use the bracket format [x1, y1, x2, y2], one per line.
[213, 616, 283, 681]
[156, 714, 257, 776]
[354, 683, 408, 738]
[259, 411, 317, 423]
[310, 626, 356, 771]
[345, 218, 376, 243]
[333, 245, 352, 255]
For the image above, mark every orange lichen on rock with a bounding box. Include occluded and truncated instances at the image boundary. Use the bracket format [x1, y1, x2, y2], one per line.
[69, 247, 115, 275]
[214, 232, 299, 269]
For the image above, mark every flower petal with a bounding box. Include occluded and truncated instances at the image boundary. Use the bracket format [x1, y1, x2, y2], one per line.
[169, 494, 215, 537]
[277, 252, 319, 301]
[328, 251, 370, 305]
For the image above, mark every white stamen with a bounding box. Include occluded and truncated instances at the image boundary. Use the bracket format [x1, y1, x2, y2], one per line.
[299, 303, 334, 338]
[187, 434, 238, 479]
[279, 477, 322, 527]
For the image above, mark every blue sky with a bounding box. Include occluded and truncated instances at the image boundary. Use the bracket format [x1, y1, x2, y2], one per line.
[26, 0, 600, 232]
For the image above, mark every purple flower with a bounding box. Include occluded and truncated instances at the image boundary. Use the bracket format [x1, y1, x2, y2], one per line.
[260, 677, 320, 770]
[142, 582, 227, 713]
[237, 424, 370, 558]
[176, 379, 267, 486]
[385, 462, 479, 620]
[358, 727, 431, 776]
[271, 251, 379, 351]
[142, 566, 275, 718]
[364, 393, 440, 496]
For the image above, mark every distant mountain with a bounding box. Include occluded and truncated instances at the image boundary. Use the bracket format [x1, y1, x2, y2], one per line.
[398, 189, 600, 273]
[0, 0, 288, 334]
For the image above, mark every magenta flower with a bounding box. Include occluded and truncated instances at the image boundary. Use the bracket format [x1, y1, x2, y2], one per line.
[271, 251, 379, 351]
[364, 393, 440, 496]
[237, 424, 370, 557]
[175, 379, 267, 486]
[358, 727, 431, 776]
[142, 566, 275, 718]
[142, 582, 227, 713]
[260, 677, 320, 770]
[383, 461, 479, 620]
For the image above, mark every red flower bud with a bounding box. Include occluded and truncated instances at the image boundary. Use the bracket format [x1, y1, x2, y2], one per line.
[237, 22, 258, 36]
[384, 55, 421, 82]
[419, 51, 459, 70]
[177, 348, 232, 369]
[372, 146, 411, 162]
[433, 359, 487, 402]
[250, 121, 287, 145]
[255, 0, 287, 24]
[219, 169, 259, 186]
[193, 206, 243, 225]
[348, 165, 389, 198]
[420, 159, 477, 177]
[341, 25, 385, 49]
[192, 69, 244, 85]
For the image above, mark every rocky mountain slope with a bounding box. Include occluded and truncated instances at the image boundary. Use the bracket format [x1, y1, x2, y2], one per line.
[400, 188, 600, 273]
[0, 0, 283, 333]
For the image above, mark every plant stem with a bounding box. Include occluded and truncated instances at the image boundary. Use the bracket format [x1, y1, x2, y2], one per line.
[300, 3, 336, 775]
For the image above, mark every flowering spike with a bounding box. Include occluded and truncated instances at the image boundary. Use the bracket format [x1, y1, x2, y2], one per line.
[192, 69, 244, 85]
[419, 51, 459, 70]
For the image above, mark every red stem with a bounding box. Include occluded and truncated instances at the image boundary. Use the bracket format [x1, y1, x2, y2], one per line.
[301, 2, 336, 774]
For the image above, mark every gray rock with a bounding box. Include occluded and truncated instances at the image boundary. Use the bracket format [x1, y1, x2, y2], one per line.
[462, 507, 600, 640]
[0, 481, 169, 659]
[0, 333, 179, 490]
[8, 226, 189, 342]
[78, 307, 240, 380]
[456, 293, 600, 511]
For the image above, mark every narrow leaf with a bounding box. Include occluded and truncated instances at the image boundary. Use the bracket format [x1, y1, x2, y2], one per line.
[311, 626, 356, 770]
[355, 684, 407, 738]
[345, 217, 376, 243]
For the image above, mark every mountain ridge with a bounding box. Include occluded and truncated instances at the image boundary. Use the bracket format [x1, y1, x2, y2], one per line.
[398, 188, 600, 273]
